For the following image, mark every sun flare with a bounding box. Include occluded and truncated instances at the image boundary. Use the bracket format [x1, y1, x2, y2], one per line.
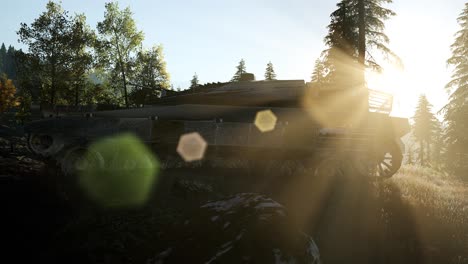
[366, 64, 413, 118]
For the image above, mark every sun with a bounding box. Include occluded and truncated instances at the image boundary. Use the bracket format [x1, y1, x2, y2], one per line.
[366, 64, 414, 118]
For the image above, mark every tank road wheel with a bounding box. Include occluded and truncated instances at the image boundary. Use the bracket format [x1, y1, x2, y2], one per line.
[59, 146, 104, 176]
[27, 133, 54, 157]
[27, 133, 67, 160]
[351, 139, 403, 179]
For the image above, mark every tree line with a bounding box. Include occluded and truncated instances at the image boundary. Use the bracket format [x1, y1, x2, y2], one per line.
[188, 59, 278, 91]
[402, 3, 468, 180]
[2, 0, 468, 179]
[0, 1, 171, 110]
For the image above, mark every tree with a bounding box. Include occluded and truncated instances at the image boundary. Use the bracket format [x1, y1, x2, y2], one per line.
[321, 0, 397, 90]
[310, 58, 328, 86]
[0, 44, 6, 74]
[413, 95, 438, 166]
[0, 75, 18, 113]
[0, 44, 19, 80]
[130, 45, 170, 105]
[231, 59, 246, 82]
[264, 61, 277, 80]
[66, 14, 95, 106]
[5, 46, 17, 79]
[190, 72, 199, 90]
[14, 50, 42, 104]
[97, 2, 144, 108]
[430, 118, 444, 168]
[17, 1, 91, 106]
[314, 0, 397, 121]
[444, 3, 468, 176]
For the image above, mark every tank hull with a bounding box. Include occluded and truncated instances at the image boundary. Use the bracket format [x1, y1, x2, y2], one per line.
[24, 80, 410, 179]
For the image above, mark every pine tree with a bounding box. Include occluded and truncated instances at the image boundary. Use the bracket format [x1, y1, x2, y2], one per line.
[5, 46, 17, 79]
[413, 95, 438, 166]
[322, 0, 397, 89]
[444, 3, 468, 177]
[0, 43, 6, 74]
[231, 59, 246, 82]
[264, 61, 277, 80]
[190, 73, 199, 90]
[310, 58, 328, 85]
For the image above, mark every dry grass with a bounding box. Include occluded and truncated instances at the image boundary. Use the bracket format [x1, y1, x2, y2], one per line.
[384, 165, 468, 263]
[390, 165, 467, 227]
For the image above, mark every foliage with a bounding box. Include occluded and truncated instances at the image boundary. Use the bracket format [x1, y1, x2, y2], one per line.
[130, 45, 170, 106]
[190, 72, 199, 90]
[14, 50, 42, 103]
[444, 3, 468, 179]
[310, 58, 328, 89]
[65, 14, 95, 106]
[230, 59, 246, 82]
[412, 95, 440, 166]
[0, 44, 18, 79]
[14, 93, 32, 124]
[0, 44, 4, 72]
[264, 61, 277, 80]
[96, 2, 144, 108]
[17, 1, 94, 106]
[0, 74, 18, 113]
[310, 58, 327, 83]
[320, 0, 397, 89]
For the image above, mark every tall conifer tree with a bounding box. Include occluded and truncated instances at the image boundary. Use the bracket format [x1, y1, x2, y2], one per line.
[444, 3, 468, 176]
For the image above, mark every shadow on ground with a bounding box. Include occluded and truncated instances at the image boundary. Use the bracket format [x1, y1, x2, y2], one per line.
[1, 151, 466, 263]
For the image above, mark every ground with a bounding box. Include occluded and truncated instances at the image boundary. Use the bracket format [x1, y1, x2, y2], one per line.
[1, 138, 467, 263]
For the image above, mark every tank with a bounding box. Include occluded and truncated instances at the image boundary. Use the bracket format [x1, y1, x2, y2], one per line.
[24, 78, 409, 179]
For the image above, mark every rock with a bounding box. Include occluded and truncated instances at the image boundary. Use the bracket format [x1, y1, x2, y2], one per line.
[151, 193, 321, 264]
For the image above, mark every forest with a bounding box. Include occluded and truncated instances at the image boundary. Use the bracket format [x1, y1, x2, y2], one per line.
[0, 1, 466, 177]
[1, 0, 468, 263]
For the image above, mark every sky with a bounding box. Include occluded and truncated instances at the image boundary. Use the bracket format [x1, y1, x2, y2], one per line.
[0, 0, 466, 118]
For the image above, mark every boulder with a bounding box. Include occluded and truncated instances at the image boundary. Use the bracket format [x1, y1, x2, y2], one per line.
[151, 193, 321, 264]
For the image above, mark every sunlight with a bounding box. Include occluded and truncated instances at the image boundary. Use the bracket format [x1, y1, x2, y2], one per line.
[302, 86, 369, 127]
[366, 64, 413, 118]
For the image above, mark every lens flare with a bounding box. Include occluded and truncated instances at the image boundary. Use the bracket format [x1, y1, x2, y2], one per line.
[177, 132, 208, 162]
[78, 133, 159, 208]
[254, 109, 278, 132]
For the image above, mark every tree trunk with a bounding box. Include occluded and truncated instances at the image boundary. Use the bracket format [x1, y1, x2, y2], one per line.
[356, 0, 370, 115]
[122, 67, 129, 108]
[357, 0, 366, 67]
[113, 32, 129, 108]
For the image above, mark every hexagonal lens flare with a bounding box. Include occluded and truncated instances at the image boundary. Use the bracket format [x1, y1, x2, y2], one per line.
[177, 132, 208, 162]
[254, 109, 277, 132]
[78, 133, 160, 208]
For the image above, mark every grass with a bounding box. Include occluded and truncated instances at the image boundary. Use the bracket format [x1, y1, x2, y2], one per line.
[383, 165, 468, 263]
